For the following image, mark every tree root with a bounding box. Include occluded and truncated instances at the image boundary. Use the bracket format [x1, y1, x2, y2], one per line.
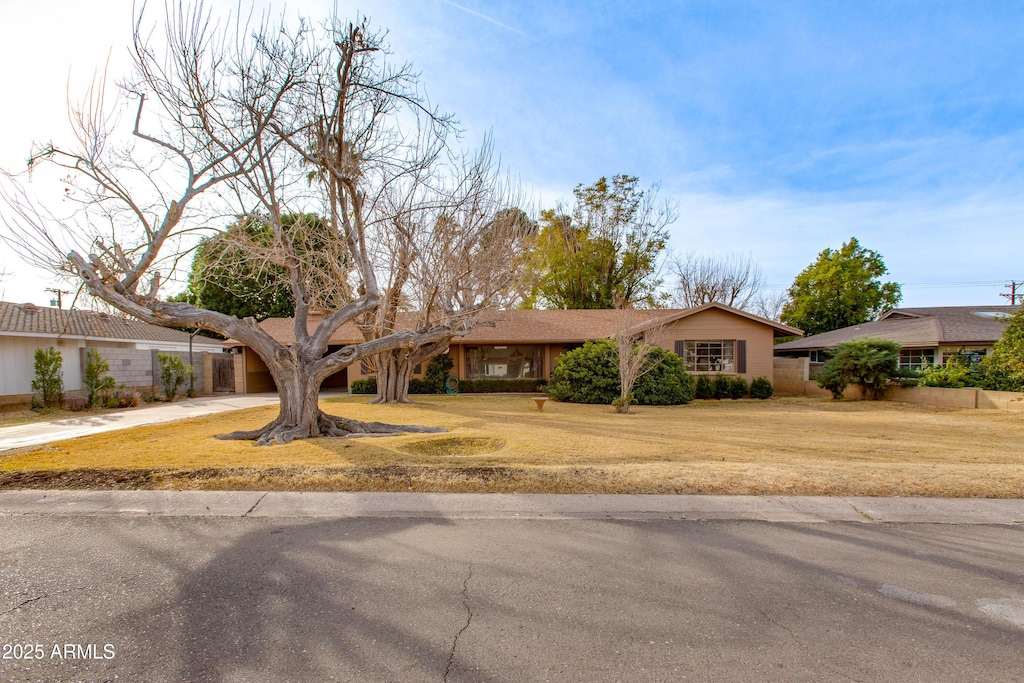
[216, 411, 444, 446]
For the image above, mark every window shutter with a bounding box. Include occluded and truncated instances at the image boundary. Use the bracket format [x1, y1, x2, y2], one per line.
[675, 340, 685, 357]
[736, 340, 746, 374]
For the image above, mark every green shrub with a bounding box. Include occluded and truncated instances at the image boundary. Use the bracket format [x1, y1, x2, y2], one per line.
[408, 378, 434, 394]
[83, 350, 117, 408]
[728, 376, 749, 399]
[632, 348, 694, 405]
[547, 340, 619, 404]
[978, 311, 1024, 392]
[694, 375, 715, 399]
[423, 354, 454, 393]
[158, 353, 192, 401]
[916, 359, 978, 389]
[750, 377, 774, 399]
[457, 378, 547, 393]
[816, 338, 900, 399]
[32, 347, 64, 409]
[712, 374, 732, 399]
[350, 378, 377, 394]
[547, 340, 692, 405]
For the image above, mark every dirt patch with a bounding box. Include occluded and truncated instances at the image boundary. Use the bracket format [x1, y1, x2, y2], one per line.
[395, 436, 506, 457]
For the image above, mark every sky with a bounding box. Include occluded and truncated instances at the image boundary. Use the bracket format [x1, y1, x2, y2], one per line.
[1, 0, 1022, 308]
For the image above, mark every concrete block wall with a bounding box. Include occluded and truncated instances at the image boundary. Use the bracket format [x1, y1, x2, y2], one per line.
[773, 357, 809, 394]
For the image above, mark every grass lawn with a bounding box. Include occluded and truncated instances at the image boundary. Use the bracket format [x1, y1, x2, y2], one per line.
[1, 394, 1022, 496]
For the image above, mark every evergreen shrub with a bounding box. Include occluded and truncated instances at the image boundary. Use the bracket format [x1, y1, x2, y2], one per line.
[750, 377, 774, 399]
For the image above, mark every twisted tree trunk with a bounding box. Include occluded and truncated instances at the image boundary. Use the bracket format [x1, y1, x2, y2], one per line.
[218, 355, 442, 446]
[370, 350, 415, 404]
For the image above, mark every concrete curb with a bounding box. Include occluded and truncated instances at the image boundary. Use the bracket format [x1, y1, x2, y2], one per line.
[1, 490, 1023, 523]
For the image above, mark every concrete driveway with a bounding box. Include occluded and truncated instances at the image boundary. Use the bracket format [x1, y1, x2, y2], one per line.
[0, 393, 281, 452]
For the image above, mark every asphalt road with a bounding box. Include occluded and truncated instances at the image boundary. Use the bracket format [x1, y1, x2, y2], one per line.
[2, 512, 1023, 682]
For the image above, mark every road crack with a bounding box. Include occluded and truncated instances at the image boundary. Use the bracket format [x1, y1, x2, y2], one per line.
[443, 566, 474, 682]
[0, 590, 69, 617]
[843, 498, 874, 521]
[243, 492, 269, 517]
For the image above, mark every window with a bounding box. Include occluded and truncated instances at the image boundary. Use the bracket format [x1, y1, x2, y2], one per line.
[683, 340, 735, 373]
[810, 350, 829, 364]
[899, 349, 935, 370]
[465, 346, 542, 379]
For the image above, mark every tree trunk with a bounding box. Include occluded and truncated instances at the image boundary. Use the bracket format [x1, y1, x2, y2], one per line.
[370, 349, 415, 404]
[218, 355, 442, 445]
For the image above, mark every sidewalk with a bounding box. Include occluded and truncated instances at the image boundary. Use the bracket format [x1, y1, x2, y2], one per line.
[0, 490, 1022, 523]
[0, 393, 281, 452]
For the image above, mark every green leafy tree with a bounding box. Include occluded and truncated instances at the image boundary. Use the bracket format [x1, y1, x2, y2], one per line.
[177, 213, 347, 322]
[525, 175, 673, 309]
[980, 310, 1024, 391]
[816, 338, 901, 399]
[32, 347, 64, 408]
[158, 353, 193, 401]
[781, 238, 902, 335]
[83, 350, 117, 408]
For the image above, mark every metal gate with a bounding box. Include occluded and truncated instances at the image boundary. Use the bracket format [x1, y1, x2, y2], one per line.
[213, 355, 235, 393]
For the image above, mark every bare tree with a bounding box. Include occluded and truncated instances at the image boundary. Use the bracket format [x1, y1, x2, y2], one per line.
[750, 290, 789, 322]
[358, 141, 532, 404]
[0, 5, 521, 444]
[613, 306, 667, 414]
[669, 252, 765, 310]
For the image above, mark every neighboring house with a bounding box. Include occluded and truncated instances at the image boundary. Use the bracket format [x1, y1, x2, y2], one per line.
[774, 305, 1020, 371]
[224, 302, 801, 393]
[0, 301, 227, 410]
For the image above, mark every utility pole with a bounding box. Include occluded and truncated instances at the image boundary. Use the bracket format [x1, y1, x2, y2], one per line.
[1001, 281, 1024, 305]
[45, 288, 70, 308]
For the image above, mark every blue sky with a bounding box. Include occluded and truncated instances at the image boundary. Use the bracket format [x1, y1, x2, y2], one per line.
[1, 0, 1022, 306]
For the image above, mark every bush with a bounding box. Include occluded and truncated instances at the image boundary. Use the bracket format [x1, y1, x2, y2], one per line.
[64, 395, 89, 411]
[750, 377, 774, 399]
[694, 374, 715, 399]
[83, 350, 116, 408]
[158, 353, 193, 401]
[978, 310, 1024, 392]
[32, 347, 64, 409]
[423, 354, 454, 393]
[408, 378, 434, 394]
[546, 340, 619, 404]
[728, 376, 748, 399]
[817, 338, 900, 399]
[350, 378, 377, 394]
[456, 378, 547, 393]
[547, 340, 692, 405]
[916, 360, 977, 389]
[712, 374, 732, 400]
[632, 348, 694, 405]
[109, 388, 141, 408]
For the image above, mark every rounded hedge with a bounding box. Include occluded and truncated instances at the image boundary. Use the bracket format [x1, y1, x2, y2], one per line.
[750, 376, 774, 399]
[547, 340, 694, 406]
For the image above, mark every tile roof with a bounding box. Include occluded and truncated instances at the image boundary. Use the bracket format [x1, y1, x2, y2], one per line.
[774, 305, 1020, 351]
[0, 301, 209, 345]
[248, 304, 799, 347]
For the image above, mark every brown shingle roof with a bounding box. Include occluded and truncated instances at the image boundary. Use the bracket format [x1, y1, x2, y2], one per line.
[774, 305, 1020, 351]
[0, 301, 204, 344]
[248, 304, 799, 347]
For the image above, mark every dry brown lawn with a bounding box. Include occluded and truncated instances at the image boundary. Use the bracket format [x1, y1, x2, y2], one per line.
[1, 394, 1022, 496]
